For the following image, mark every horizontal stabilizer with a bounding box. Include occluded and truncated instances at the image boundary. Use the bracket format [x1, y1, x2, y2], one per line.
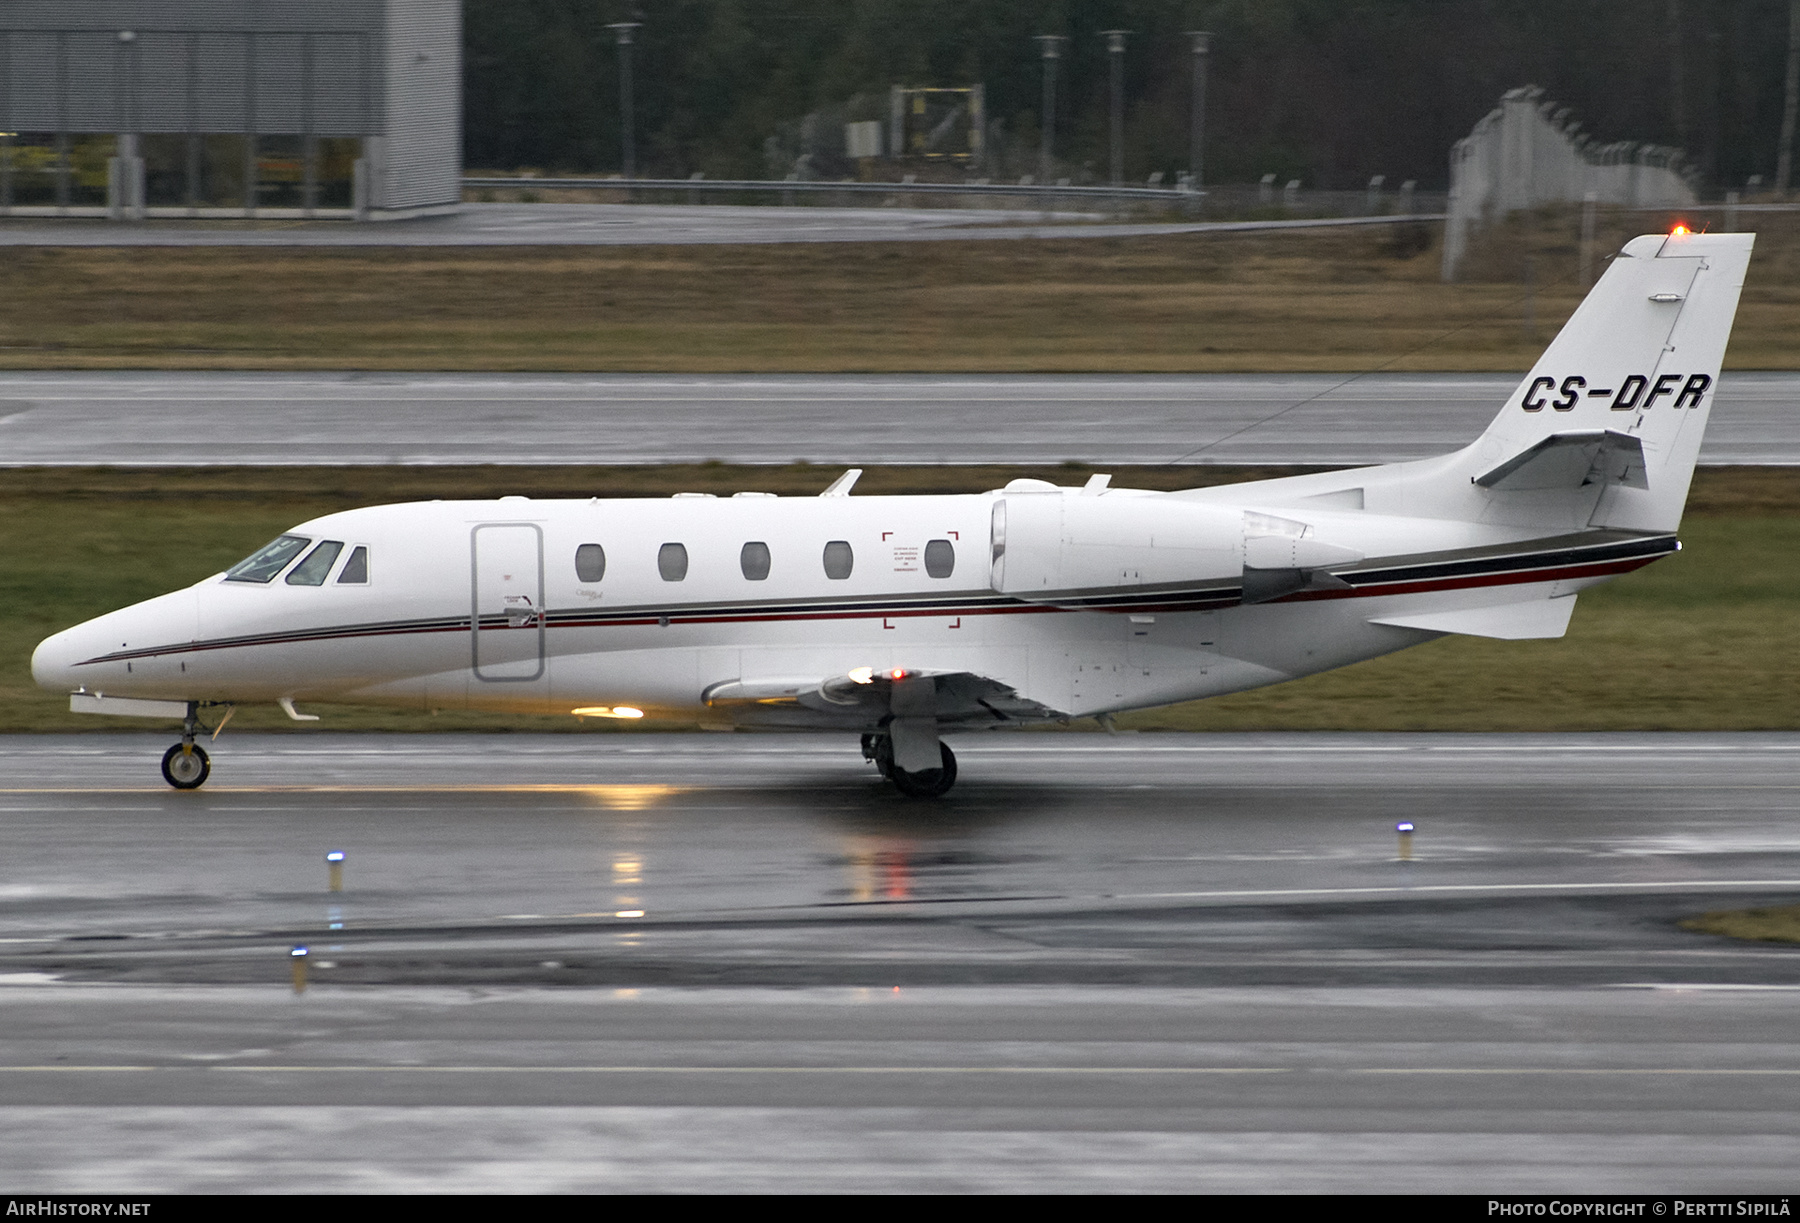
[1369, 595, 1577, 640]
[1475, 430, 1647, 492]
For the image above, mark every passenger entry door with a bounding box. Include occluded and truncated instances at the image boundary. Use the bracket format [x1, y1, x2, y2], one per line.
[471, 523, 545, 682]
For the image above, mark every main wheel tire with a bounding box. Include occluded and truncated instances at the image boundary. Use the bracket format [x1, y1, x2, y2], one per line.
[889, 742, 957, 798]
[161, 742, 211, 790]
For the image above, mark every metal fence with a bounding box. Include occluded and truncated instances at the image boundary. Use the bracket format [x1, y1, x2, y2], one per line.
[461, 175, 1450, 218]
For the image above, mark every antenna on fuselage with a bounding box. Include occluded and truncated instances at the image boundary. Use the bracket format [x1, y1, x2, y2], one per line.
[820, 469, 863, 497]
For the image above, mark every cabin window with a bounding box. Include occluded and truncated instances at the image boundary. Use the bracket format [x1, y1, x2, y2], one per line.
[740, 541, 771, 581]
[924, 539, 955, 579]
[822, 540, 854, 580]
[225, 535, 312, 584]
[575, 543, 606, 583]
[337, 546, 370, 584]
[286, 541, 345, 586]
[658, 542, 689, 582]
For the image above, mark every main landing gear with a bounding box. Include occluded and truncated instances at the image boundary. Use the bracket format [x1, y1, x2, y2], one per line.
[160, 702, 226, 791]
[863, 732, 959, 798]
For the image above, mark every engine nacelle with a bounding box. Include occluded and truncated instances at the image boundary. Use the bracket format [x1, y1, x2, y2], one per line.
[990, 494, 1245, 606]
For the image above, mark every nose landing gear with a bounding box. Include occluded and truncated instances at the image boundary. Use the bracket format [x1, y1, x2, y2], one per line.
[863, 733, 958, 798]
[160, 701, 226, 790]
[161, 740, 210, 789]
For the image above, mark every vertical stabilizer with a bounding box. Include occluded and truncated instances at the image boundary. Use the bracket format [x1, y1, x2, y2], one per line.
[1465, 230, 1753, 531]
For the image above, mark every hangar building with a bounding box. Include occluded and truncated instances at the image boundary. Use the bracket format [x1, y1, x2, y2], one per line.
[0, 0, 459, 220]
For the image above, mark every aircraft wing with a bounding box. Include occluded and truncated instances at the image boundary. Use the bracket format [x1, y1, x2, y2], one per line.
[702, 668, 1064, 728]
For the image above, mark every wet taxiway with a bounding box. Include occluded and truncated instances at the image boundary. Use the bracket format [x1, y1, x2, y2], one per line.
[3, 732, 1796, 1191]
[4, 371, 1800, 467]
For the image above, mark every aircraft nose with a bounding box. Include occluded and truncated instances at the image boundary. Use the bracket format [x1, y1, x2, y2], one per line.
[31, 627, 84, 693]
[33, 588, 199, 696]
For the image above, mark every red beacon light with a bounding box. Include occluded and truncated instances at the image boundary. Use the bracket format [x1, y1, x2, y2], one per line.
[1670, 224, 1691, 237]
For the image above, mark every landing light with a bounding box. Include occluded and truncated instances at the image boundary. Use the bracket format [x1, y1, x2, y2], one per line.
[571, 706, 645, 719]
[847, 667, 874, 685]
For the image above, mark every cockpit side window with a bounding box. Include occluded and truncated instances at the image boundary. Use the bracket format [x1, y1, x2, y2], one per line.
[225, 535, 312, 584]
[286, 540, 345, 586]
[337, 545, 370, 584]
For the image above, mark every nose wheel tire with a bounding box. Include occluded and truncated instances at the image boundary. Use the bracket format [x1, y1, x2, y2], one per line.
[161, 742, 211, 790]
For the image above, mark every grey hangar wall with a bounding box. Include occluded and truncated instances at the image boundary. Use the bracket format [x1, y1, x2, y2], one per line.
[0, 0, 459, 220]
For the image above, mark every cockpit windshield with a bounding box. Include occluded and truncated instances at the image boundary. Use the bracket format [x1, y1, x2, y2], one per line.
[285, 541, 345, 586]
[224, 535, 312, 583]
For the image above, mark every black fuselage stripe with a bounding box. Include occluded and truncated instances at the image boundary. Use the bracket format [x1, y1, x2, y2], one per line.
[1343, 535, 1674, 587]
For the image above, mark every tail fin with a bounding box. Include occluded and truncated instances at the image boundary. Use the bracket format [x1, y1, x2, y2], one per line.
[1464, 230, 1753, 532]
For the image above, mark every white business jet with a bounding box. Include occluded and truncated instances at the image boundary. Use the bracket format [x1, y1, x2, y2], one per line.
[33, 230, 1752, 796]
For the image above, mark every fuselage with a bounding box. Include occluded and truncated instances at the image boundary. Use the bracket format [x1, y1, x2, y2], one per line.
[31, 484, 1668, 731]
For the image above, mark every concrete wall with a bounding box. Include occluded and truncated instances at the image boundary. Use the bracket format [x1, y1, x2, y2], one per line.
[374, 0, 459, 213]
[1442, 87, 1697, 280]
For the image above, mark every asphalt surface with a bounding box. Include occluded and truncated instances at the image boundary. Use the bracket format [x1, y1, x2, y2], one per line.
[4, 371, 1797, 467]
[0, 202, 1439, 247]
[2, 732, 1796, 1191]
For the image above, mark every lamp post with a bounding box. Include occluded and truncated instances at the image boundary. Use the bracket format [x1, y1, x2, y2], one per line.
[1185, 31, 1213, 190]
[1034, 35, 1067, 187]
[1100, 31, 1129, 186]
[1780, 0, 1799, 196]
[606, 22, 641, 179]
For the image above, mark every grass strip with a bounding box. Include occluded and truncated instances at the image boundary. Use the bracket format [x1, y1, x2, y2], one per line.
[1680, 906, 1800, 945]
[0, 209, 1795, 371]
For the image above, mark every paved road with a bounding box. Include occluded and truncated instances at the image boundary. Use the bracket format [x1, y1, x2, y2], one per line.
[2, 733, 1796, 1191]
[0, 202, 1439, 247]
[3, 371, 1796, 467]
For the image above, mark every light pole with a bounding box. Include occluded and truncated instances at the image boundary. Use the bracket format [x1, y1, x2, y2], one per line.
[1185, 31, 1213, 190]
[1780, 0, 1799, 196]
[606, 21, 641, 179]
[1034, 35, 1067, 186]
[1100, 31, 1129, 186]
